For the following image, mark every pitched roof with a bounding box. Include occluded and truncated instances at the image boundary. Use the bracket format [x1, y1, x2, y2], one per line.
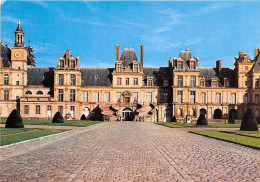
[16, 20, 23, 32]
[27, 68, 54, 87]
[81, 68, 113, 86]
[143, 67, 171, 86]
[120, 49, 138, 67]
[253, 54, 260, 71]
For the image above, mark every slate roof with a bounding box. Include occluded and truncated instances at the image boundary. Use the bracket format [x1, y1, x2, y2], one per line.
[1, 44, 11, 67]
[81, 68, 113, 86]
[119, 49, 142, 71]
[27, 67, 54, 87]
[173, 50, 199, 72]
[253, 54, 260, 71]
[143, 67, 171, 86]
[16, 21, 23, 32]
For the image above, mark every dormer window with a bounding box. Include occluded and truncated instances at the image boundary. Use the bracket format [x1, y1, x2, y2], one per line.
[133, 64, 138, 72]
[225, 80, 230, 87]
[177, 61, 183, 69]
[163, 80, 168, 87]
[117, 63, 122, 72]
[212, 80, 217, 87]
[60, 60, 64, 69]
[255, 78, 259, 87]
[200, 80, 205, 87]
[148, 79, 153, 87]
[190, 61, 195, 69]
[71, 60, 75, 69]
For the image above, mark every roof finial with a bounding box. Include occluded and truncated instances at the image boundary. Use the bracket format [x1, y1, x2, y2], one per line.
[19, 19, 21, 25]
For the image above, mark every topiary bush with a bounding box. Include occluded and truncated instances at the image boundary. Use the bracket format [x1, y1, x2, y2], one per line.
[172, 115, 177, 122]
[240, 108, 258, 131]
[5, 109, 24, 128]
[52, 111, 64, 123]
[196, 113, 208, 125]
[80, 114, 87, 120]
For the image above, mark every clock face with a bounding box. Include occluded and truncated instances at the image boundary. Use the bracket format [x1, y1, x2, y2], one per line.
[15, 52, 20, 58]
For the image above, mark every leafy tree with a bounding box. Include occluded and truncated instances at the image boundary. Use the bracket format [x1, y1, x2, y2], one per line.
[25, 40, 36, 66]
[5, 109, 24, 128]
[240, 108, 258, 131]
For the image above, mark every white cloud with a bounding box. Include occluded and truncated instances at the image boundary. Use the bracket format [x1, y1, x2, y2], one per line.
[116, 18, 149, 29]
[2, 16, 18, 24]
[71, 17, 106, 26]
[192, 2, 235, 16]
[84, 2, 100, 12]
[154, 8, 184, 33]
[29, 1, 48, 9]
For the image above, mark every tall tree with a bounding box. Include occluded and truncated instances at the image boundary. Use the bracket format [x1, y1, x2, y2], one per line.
[25, 40, 36, 66]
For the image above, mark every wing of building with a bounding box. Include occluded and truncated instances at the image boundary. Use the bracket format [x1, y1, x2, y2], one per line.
[1, 21, 260, 123]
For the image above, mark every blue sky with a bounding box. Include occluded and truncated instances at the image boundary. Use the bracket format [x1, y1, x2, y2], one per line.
[1, 1, 260, 68]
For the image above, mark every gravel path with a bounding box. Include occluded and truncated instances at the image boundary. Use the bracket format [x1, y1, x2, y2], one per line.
[0, 122, 259, 181]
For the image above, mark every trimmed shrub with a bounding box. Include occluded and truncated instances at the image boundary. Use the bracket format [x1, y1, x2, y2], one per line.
[5, 109, 24, 128]
[81, 114, 87, 120]
[52, 111, 64, 123]
[196, 113, 208, 125]
[172, 115, 177, 122]
[240, 108, 258, 131]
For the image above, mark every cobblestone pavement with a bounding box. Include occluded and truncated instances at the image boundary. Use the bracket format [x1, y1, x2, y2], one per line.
[1, 122, 260, 182]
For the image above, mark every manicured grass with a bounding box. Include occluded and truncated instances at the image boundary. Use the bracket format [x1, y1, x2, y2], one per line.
[0, 128, 66, 146]
[223, 131, 260, 138]
[190, 130, 260, 149]
[156, 122, 260, 128]
[0, 119, 102, 127]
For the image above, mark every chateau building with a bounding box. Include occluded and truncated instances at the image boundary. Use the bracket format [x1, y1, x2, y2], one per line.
[1, 21, 260, 123]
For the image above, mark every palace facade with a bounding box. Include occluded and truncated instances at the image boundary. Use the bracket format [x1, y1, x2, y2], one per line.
[1, 21, 260, 123]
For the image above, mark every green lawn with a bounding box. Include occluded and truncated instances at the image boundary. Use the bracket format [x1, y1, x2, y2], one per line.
[221, 131, 260, 138]
[156, 122, 260, 128]
[0, 128, 66, 146]
[190, 130, 260, 149]
[0, 119, 102, 127]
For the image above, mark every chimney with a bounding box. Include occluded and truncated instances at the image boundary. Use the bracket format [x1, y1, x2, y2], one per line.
[216, 59, 222, 77]
[169, 59, 173, 68]
[255, 48, 260, 58]
[116, 45, 119, 61]
[66, 49, 70, 58]
[141, 45, 144, 70]
[186, 48, 190, 51]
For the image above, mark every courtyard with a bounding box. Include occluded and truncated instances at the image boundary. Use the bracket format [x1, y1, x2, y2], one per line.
[1, 122, 260, 181]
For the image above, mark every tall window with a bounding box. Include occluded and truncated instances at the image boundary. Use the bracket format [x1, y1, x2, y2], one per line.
[59, 74, 64, 85]
[148, 79, 152, 86]
[256, 78, 259, 87]
[178, 76, 183, 87]
[24, 105, 29, 114]
[71, 74, 76, 86]
[216, 93, 221, 104]
[190, 61, 195, 69]
[231, 93, 236, 104]
[104, 92, 110, 102]
[256, 110, 259, 118]
[58, 89, 64, 101]
[70, 89, 75, 101]
[177, 91, 182, 103]
[58, 106, 63, 114]
[117, 63, 122, 72]
[134, 78, 138, 85]
[255, 94, 259, 104]
[94, 92, 99, 102]
[163, 80, 168, 87]
[117, 92, 121, 102]
[190, 76, 196, 87]
[147, 92, 152, 103]
[178, 61, 183, 69]
[4, 74, 9, 85]
[4, 90, 9, 100]
[133, 92, 138, 102]
[60, 60, 64, 68]
[163, 92, 168, 103]
[83, 91, 88, 102]
[117, 78, 122, 85]
[47, 105, 51, 111]
[201, 92, 206, 104]
[190, 91, 195, 103]
[36, 105, 40, 114]
[126, 78, 129, 85]
[71, 60, 75, 69]
[200, 80, 204, 87]
[133, 64, 138, 72]
[244, 93, 248, 104]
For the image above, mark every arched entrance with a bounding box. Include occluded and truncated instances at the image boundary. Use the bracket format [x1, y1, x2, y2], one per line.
[200, 108, 207, 115]
[164, 109, 172, 122]
[82, 107, 90, 119]
[213, 109, 222, 119]
[122, 108, 133, 121]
